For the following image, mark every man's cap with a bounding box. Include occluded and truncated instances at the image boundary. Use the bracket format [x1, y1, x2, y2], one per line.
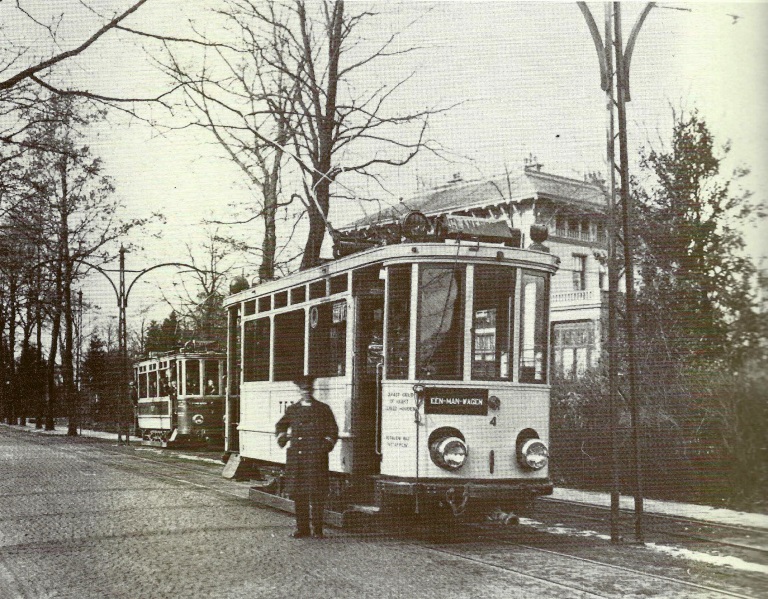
[292, 374, 316, 389]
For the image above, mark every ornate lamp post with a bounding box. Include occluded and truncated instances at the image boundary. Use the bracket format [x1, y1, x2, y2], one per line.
[578, 1, 655, 544]
[81, 247, 199, 441]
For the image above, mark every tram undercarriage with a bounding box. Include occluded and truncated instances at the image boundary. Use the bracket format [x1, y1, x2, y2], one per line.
[232, 457, 551, 528]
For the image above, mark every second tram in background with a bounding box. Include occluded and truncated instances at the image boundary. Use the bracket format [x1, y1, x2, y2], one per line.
[134, 345, 226, 447]
[224, 213, 559, 523]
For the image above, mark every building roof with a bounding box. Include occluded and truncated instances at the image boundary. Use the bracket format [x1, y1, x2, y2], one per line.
[345, 168, 606, 230]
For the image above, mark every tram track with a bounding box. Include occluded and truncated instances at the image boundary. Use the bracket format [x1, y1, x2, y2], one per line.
[484, 536, 757, 599]
[100, 445, 765, 599]
[416, 539, 758, 599]
[538, 497, 768, 555]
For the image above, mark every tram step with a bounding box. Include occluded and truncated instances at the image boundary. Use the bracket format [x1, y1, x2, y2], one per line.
[221, 453, 241, 479]
[248, 488, 345, 528]
[348, 504, 381, 515]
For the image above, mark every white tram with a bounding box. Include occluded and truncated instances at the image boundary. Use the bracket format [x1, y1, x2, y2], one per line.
[134, 347, 226, 446]
[224, 217, 558, 520]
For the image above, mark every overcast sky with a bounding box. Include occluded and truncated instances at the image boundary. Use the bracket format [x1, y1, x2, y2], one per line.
[6, 1, 767, 336]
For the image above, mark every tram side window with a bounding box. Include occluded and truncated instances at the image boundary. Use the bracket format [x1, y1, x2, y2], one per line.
[274, 309, 305, 381]
[138, 372, 147, 398]
[243, 318, 270, 382]
[229, 306, 242, 394]
[472, 266, 515, 380]
[186, 360, 201, 395]
[519, 271, 550, 384]
[385, 265, 410, 379]
[204, 360, 219, 395]
[169, 363, 178, 396]
[309, 301, 347, 377]
[159, 369, 169, 395]
[149, 371, 158, 397]
[417, 265, 465, 380]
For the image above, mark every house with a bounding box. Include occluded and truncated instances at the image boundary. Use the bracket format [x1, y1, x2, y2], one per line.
[342, 159, 609, 379]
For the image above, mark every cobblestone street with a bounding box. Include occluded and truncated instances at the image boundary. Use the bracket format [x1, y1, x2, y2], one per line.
[2, 426, 767, 599]
[0, 428, 533, 599]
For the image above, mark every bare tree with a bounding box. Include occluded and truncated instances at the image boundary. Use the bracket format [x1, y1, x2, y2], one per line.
[154, 229, 234, 347]
[165, 0, 445, 272]
[12, 95, 148, 433]
[283, 1, 444, 268]
[161, 0, 301, 281]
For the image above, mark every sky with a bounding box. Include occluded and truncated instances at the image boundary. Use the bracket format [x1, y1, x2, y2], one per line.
[4, 0, 767, 338]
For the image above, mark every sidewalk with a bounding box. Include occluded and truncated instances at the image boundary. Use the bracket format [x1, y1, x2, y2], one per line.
[3, 421, 140, 444]
[551, 486, 768, 530]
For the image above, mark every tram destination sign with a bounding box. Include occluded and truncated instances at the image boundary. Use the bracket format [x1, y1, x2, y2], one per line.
[423, 388, 488, 415]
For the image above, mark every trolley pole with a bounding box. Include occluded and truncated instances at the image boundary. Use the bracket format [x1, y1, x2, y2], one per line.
[578, 1, 653, 544]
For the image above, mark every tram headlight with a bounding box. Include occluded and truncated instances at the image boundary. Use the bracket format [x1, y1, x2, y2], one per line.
[430, 436, 469, 471]
[192, 414, 204, 425]
[518, 438, 548, 470]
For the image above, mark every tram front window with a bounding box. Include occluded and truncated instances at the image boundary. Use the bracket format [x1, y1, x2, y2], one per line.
[519, 271, 549, 384]
[417, 265, 464, 380]
[148, 372, 157, 397]
[385, 265, 410, 379]
[186, 359, 200, 395]
[472, 266, 515, 380]
[204, 360, 219, 395]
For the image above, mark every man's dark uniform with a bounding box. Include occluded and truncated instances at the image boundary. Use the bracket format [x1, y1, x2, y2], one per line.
[275, 380, 338, 537]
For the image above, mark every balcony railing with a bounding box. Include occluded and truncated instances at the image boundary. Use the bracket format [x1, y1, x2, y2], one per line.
[552, 289, 602, 306]
[551, 227, 607, 244]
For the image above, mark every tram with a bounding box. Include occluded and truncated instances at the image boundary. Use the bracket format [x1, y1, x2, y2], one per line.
[134, 345, 226, 447]
[224, 214, 558, 521]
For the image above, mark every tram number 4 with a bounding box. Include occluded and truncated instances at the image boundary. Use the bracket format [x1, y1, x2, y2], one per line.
[489, 417, 497, 427]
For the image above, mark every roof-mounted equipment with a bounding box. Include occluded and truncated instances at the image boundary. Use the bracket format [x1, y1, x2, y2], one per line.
[435, 214, 522, 247]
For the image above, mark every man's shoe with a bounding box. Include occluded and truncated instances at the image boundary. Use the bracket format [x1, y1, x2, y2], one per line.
[290, 530, 310, 538]
[312, 531, 324, 538]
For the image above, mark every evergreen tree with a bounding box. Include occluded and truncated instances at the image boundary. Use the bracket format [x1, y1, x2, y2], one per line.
[634, 110, 764, 365]
[144, 311, 184, 355]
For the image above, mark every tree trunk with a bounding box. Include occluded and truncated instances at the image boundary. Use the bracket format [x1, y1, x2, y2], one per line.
[63, 265, 77, 436]
[45, 260, 63, 431]
[35, 280, 44, 429]
[8, 277, 18, 424]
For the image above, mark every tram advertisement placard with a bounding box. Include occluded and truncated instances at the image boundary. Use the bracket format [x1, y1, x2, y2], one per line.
[423, 388, 488, 415]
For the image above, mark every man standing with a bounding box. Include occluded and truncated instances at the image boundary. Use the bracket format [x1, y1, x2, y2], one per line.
[275, 375, 338, 538]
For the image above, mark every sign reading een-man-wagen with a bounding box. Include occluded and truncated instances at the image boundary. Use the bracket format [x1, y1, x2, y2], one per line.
[423, 387, 488, 416]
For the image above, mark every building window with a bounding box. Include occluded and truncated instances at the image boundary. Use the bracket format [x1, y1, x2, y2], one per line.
[552, 321, 596, 378]
[572, 254, 587, 291]
[598, 264, 607, 291]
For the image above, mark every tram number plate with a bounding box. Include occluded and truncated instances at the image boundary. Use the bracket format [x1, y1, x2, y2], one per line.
[423, 388, 488, 416]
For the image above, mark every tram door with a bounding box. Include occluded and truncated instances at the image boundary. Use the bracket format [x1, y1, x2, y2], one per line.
[353, 296, 384, 475]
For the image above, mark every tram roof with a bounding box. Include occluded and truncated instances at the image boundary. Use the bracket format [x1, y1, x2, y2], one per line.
[133, 350, 225, 366]
[224, 241, 559, 307]
[343, 168, 606, 230]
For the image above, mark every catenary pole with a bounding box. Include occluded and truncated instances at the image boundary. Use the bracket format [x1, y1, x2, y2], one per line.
[613, 2, 645, 544]
[603, 2, 622, 544]
[578, 1, 653, 544]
